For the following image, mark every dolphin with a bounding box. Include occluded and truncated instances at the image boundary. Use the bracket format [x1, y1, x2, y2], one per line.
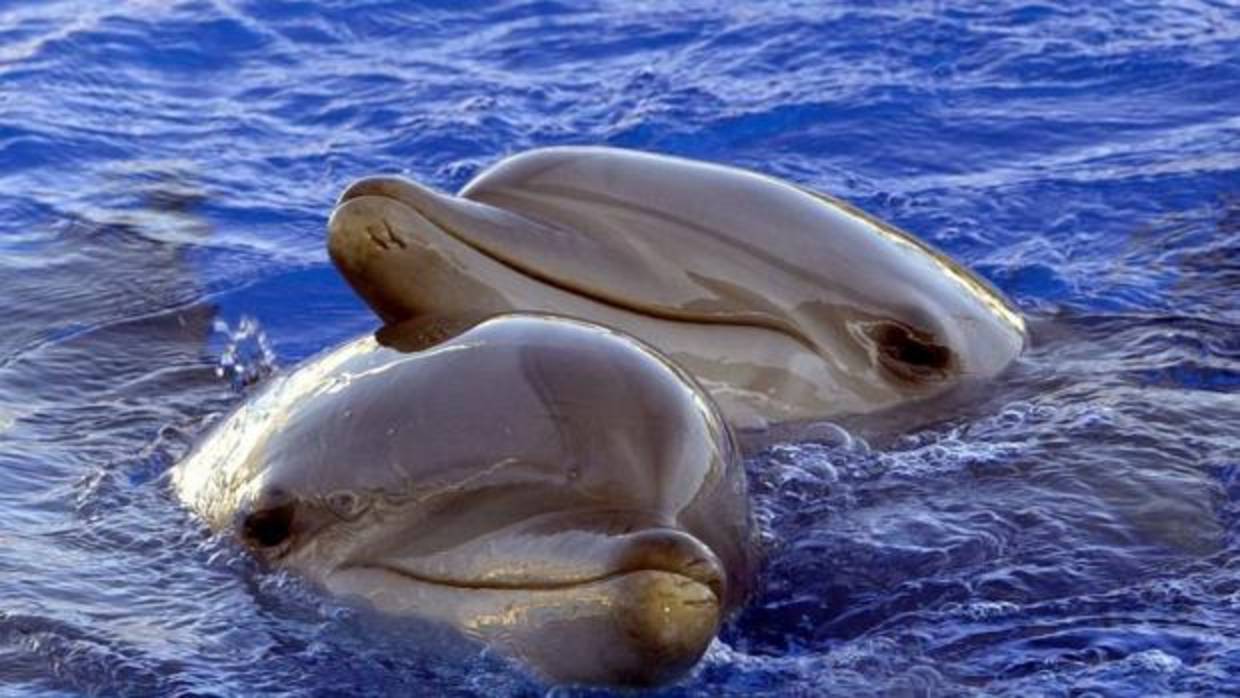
[173, 313, 756, 687]
[328, 146, 1027, 428]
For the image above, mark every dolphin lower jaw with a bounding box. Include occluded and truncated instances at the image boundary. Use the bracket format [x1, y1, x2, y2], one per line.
[323, 565, 721, 686]
[318, 519, 728, 685]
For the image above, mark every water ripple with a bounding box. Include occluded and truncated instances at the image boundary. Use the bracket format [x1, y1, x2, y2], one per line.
[0, 0, 1237, 695]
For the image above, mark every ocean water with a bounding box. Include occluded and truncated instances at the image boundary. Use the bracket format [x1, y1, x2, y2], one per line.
[1, 0, 1237, 695]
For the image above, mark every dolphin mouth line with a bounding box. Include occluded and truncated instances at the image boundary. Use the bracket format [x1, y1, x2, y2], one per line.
[332, 186, 821, 354]
[340, 562, 724, 601]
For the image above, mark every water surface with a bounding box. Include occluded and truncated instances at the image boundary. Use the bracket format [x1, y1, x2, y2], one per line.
[1, 1, 1238, 695]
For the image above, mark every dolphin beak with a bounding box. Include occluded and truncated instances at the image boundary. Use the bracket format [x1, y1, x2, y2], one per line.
[324, 521, 728, 686]
[326, 194, 427, 324]
[326, 566, 722, 687]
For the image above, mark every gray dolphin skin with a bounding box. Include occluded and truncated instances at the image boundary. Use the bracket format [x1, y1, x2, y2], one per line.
[328, 146, 1027, 428]
[174, 314, 756, 686]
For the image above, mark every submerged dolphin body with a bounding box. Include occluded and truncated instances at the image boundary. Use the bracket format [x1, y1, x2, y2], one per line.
[174, 314, 755, 687]
[329, 147, 1027, 428]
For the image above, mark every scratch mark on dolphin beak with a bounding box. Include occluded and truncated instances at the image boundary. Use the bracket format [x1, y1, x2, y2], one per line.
[380, 219, 408, 249]
[365, 223, 391, 250]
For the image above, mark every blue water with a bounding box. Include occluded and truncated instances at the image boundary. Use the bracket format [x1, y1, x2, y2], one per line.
[1, 1, 1237, 695]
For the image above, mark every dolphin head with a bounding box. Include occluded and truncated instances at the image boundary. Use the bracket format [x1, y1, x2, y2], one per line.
[175, 315, 756, 686]
[326, 147, 1026, 426]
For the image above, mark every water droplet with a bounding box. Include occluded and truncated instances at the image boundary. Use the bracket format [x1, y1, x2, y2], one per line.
[214, 315, 278, 392]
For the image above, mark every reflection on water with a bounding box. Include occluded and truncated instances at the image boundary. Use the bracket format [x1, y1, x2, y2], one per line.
[1, 0, 1237, 695]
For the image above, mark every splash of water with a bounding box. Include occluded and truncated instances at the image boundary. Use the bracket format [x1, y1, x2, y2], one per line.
[213, 315, 277, 393]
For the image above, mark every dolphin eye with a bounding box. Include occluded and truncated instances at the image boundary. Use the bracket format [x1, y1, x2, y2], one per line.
[242, 503, 295, 548]
[326, 490, 370, 521]
[869, 322, 952, 382]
